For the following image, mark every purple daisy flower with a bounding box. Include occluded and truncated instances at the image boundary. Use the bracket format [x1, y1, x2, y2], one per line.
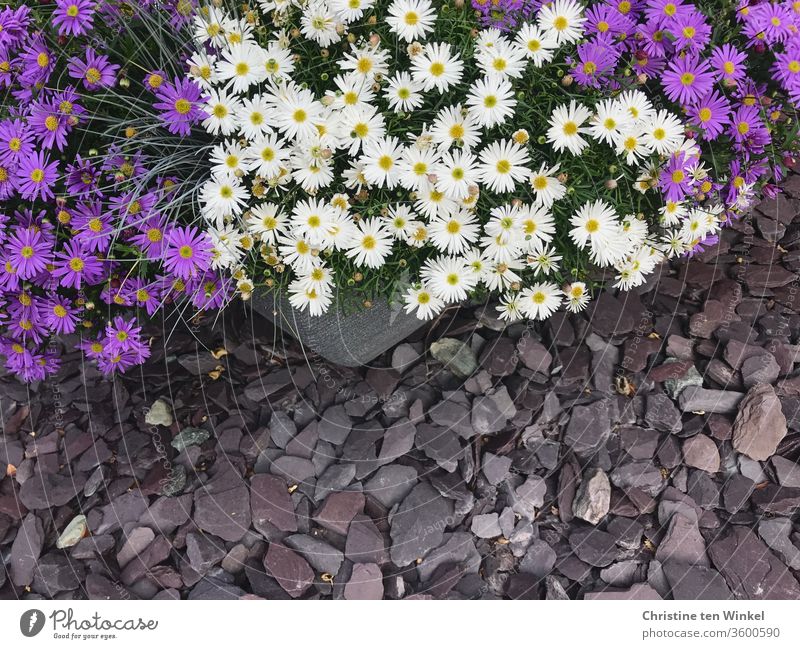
[144, 70, 168, 92]
[573, 39, 619, 88]
[638, 20, 672, 58]
[28, 100, 71, 151]
[0, 5, 31, 49]
[688, 91, 731, 140]
[666, 9, 710, 51]
[471, 0, 535, 31]
[0, 119, 34, 167]
[43, 296, 79, 334]
[52, 0, 96, 37]
[126, 277, 163, 316]
[13, 151, 59, 202]
[659, 153, 692, 201]
[7, 304, 48, 344]
[773, 45, 800, 93]
[167, 0, 198, 28]
[632, 50, 666, 77]
[65, 155, 102, 197]
[0, 46, 13, 88]
[189, 270, 234, 310]
[129, 215, 172, 259]
[163, 225, 213, 279]
[728, 103, 770, 153]
[72, 201, 115, 253]
[644, 0, 687, 25]
[67, 47, 119, 90]
[5, 227, 51, 280]
[17, 35, 54, 87]
[152, 77, 205, 137]
[0, 161, 14, 200]
[747, 1, 794, 45]
[662, 53, 714, 106]
[710, 44, 747, 83]
[53, 86, 86, 122]
[104, 315, 143, 354]
[586, 4, 635, 38]
[96, 344, 150, 376]
[52, 240, 103, 289]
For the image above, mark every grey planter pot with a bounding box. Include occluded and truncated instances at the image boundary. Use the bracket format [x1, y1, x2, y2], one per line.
[251, 289, 427, 367]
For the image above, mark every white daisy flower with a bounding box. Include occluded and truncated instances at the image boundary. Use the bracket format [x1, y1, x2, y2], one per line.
[398, 144, 440, 191]
[216, 43, 266, 93]
[483, 259, 524, 291]
[345, 218, 394, 268]
[477, 39, 528, 79]
[330, 0, 375, 23]
[518, 203, 556, 247]
[339, 104, 387, 155]
[326, 73, 376, 111]
[430, 104, 481, 150]
[235, 95, 272, 140]
[642, 109, 685, 155]
[563, 281, 590, 312]
[589, 98, 631, 146]
[210, 140, 250, 178]
[428, 209, 480, 255]
[199, 174, 250, 226]
[385, 72, 424, 112]
[537, 0, 586, 45]
[247, 202, 287, 244]
[569, 200, 629, 267]
[617, 89, 655, 124]
[290, 198, 336, 246]
[268, 83, 324, 142]
[477, 139, 531, 193]
[263, 43, 295, 80]
[519, 282, 562, 320]
[404, 283, 445, 320]
[434, 149, 479, 200]
[339, 43, 391, 81]
[382, 204, 419, 240]
[278, 232, 318, 273]
[614, 126, 652, 166]
[361, 136, 404, 188]
[411, 42, 464, 93]
[421, 255, 478, 302]
[546, 100, 593, 155]
[193, 4, 235, 47]
[187, 51, 219, 90]
[466, 76, 516, 128]
[289, 280, 333, 316]
[246, 132, 289, 179]
[497, 292, 524, 321]
[526, 241, 562, 276]
[202, 89, 242, 136]
[414, 184, 459, 219]
[515, 23, 558, 67]
[529, 163, 567, 208]
[386, 0, 437, 42]
[300, 1, 342, 47]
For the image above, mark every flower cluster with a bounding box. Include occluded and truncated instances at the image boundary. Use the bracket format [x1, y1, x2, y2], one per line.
[0, 1, 231, 382]
[187, 0, 794, 324]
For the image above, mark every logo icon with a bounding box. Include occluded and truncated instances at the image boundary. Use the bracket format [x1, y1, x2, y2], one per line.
[20, 609, 45, 637]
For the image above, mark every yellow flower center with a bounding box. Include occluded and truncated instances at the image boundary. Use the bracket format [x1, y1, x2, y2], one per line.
[147, 228, 162, 242]
[179, 245, 194, 259]
[405, 11, 419, 25]
[175, 99, 192, 115]
[671, 170, 685, 183]
[54, 305, 67, 317]
[429, 62, 445, 76]
[496, 159, 511, 174]
[553, 16, 568, 31]
[378, 155, 393, 171]
[680, 72, 695, 86]
[563, 121, 578, 136]
[362, 235, 376, 250]
[30, 168, 44, 183]
[586, 219, 599, 233]
[69, 257, 85, 271]
[698, 107, 712, 122]
[37, 52, 49, 68]
[85, 67, 102, 84]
